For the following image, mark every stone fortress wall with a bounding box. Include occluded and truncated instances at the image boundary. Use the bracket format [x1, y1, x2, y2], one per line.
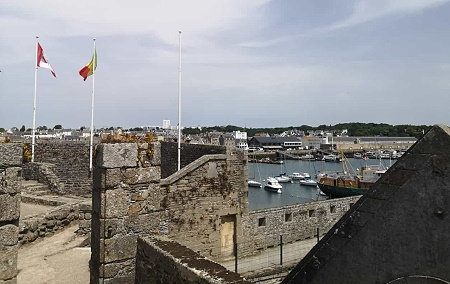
[90, 141, 360, 283]
[24, 141, 92, 196]
[0, 139, 365, 283]
[0, 143, 22, 284]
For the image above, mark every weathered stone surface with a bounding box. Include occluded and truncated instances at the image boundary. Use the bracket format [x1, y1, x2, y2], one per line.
[96, 143, 138, 169]
[23, 141, 92, 196]
[100, 259, 135, 278]
[0, 144, 22, 167]
[0, 168, 21, 195]
[98, 167, 161, 189]
[101, 188, 129, 219]
[0, 194, 19, 222]
[0, 225, 18, 246]
[101, 235, 137, 263]
[150, 142, 161, 166]
[0, 247, 17, 280]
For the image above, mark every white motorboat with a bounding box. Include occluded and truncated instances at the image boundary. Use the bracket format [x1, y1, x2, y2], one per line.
[248, 180, 262, 188]
[299, 178, 318, 187]
[353, 152, 363, 159]
[274, 174, 292, 183]
[264, 177, 282, 193]
[289, 172, 311, 180]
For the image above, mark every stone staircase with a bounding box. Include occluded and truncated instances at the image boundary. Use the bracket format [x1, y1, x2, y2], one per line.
[21, 179, 52, 196]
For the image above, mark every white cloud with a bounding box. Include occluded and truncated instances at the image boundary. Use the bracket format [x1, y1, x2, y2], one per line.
[326, 0, 450, 31]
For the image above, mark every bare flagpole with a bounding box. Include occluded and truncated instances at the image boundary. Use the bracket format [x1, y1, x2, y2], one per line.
[89, 38, 96, 173]
[177, 31, 182, 171]
[32, 35, 39, 162]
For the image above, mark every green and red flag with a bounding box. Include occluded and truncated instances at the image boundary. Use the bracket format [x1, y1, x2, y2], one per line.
[79, 49, 97, 81]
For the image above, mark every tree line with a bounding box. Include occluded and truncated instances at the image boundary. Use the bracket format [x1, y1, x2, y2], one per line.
[182, 123, 432, 139]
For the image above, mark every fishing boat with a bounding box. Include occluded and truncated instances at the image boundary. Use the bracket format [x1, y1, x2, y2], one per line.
[317, 149, 386, 198]
[264, 177, 282, 193]
[317, 165, 385, 198]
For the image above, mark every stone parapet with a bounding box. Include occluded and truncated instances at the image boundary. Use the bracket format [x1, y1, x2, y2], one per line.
[240, 196, 360, 258]
[90, 142, 248, 283]
[0, 144, 22, 283]
[27, 141, 92, 196]
[135, 236, 251, 284]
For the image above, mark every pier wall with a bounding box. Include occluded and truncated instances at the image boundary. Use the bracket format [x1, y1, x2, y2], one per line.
[0, 143, 22, 284]
[239, 196, 360, 257]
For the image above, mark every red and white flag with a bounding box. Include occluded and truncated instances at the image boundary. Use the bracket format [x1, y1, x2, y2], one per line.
[37, 43, 56, 78]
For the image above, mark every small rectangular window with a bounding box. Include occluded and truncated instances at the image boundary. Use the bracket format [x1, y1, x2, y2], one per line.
[308, 209, 315, 217]
[330, 205, 336, 213]
[285, 213, 293, 222]
[258, 217, 266, 227]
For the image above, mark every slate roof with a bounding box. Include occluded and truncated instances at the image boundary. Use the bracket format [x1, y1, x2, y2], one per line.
[282, 124, 450, 284]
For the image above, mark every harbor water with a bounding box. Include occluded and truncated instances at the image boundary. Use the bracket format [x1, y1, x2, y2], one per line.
[248, 158, 396, 211]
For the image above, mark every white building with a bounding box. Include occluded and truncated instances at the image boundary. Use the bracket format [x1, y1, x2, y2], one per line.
[162, 120, 170, 129]
[232, 131, 247, 140]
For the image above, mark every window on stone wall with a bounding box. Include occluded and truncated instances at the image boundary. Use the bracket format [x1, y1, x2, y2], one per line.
[285, 213, 292, 222]
[258, 217, 266, 227]
[330, 204, 336, 213]
[349, 202, 354, 208]
[308, 209, 315, 217]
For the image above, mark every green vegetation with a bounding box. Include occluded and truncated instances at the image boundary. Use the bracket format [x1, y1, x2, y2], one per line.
[183, 123, 431, 139]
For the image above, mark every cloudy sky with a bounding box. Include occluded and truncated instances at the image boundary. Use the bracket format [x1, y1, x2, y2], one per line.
[1, 0, 450, 130]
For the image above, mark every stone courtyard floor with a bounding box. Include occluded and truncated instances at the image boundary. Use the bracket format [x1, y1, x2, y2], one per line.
[17, 223, 90, 284]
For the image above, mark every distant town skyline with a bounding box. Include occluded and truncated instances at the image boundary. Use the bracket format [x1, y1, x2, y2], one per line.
[1, 0, 450, 130]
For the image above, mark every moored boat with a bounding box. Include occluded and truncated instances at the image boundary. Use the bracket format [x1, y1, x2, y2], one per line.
[264, 177, 282, 193]
[299, 178, 318, 187]
[317, 165, 386, 198]
[274, 174, 292, 183]
[248, 180, 262, 188]
[289, 172, 311, 180]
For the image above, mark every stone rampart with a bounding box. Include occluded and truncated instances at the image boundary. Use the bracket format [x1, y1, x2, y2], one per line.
[135, 236, 251, 284]
[90, 142, 247, 283]
[160, 141, 227, 178]
[19, 202, 79, 245]
[0, 143, 22, 284]
[22, 163, 64, 194]
[27, 140, 92, 196]
[240, 197, 360, 257]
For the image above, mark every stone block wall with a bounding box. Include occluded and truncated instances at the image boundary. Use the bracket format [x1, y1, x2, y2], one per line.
[160, 149, 248, 260]
[28, 140, 92, 196]
[78, 202, 92, 235]
[135, 236, 251, 284]
[91, 142, 161, 283]
[160, 142, 227, 178]
[240, 196, 360, 257]
[22, 162, 64, 194]
[19, 202, 80, 245]
[90, 142, 248, 283]
[0, 143, 22, 284]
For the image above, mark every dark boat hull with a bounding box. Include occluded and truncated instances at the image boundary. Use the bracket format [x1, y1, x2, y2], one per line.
[317, 183, 367, 198]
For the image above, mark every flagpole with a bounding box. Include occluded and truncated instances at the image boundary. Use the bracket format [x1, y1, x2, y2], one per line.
[32, 35, 39, 162]
[89, 38, 96, 173]
[177, 31, 182, 171]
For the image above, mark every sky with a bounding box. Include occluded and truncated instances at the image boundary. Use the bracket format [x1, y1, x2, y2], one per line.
[1, 0, 450, 130]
